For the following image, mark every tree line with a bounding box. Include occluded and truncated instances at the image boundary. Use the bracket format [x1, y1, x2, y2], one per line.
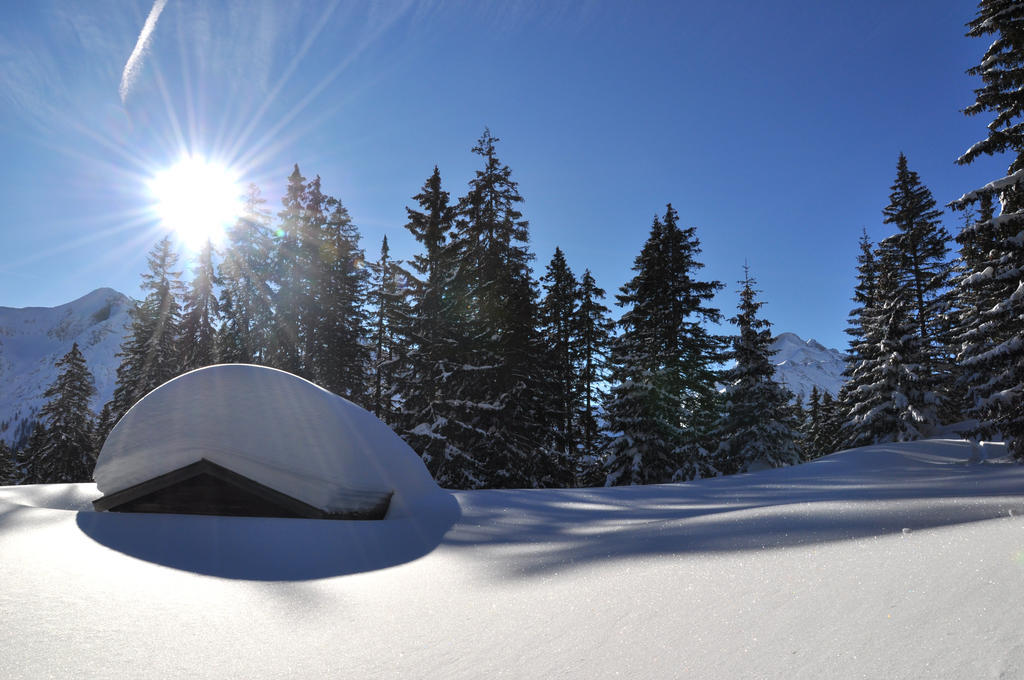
[2, 0, 1022, 487]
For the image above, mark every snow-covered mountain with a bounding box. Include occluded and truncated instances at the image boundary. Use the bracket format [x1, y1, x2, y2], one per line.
[0, 288, 132, 444]
[769, 331, 846, 400]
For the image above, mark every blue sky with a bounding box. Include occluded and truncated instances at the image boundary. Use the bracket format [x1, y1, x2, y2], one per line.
[0, 0, 1009, 351]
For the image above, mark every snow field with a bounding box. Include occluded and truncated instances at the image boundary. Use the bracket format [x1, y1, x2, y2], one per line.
[2, 439, 1024, 679]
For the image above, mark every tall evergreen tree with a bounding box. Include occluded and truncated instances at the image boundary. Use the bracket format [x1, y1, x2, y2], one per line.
[0, 440, 15, 485]
[312, 187, 370, 402]
[449, 130, 551, 488]
[838, 230, 879, 417]
[268, 165, 308, 375]
[368, 236, 411, 424]
[948, 0, 1024, 458]
[34, 343, 97, 483]
[843, 244, 930, 445]
[16, 423, 48, 485]
[881, 154, 951, 425]
[714, 266, 801, 474]
[219, 184, 275, 364]
[110, 237, 184, 419]
[179, 239, 221, 371]
[538, 247, 581, 480]
[574, 268, 615, 468]
[603, 205, 725, 485]
[399, 167, 485, 488]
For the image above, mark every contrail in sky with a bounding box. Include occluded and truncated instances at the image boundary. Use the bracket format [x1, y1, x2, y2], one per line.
[119, 0, 169, 104]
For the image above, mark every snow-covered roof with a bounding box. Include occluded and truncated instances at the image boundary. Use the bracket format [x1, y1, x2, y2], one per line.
[93, 364, 439, 517]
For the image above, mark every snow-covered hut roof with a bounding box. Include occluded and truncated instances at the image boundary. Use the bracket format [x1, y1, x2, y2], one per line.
[93, 364, 439, 518]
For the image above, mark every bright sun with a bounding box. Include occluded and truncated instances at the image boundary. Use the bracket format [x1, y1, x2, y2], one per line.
[150, 155, 242, 249]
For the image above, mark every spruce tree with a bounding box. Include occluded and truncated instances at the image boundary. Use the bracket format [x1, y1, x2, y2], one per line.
[948, 0, 1024, 458]
[268, 165, 308, 375]
[0, 440, 15, 485]
[881, 154, 951, 425]
[449, 130, 551, 488]
[574, 268, 615, 471]
[838, 230, 879, 420]
[34, 343, 97, 483]
[368, 236, 411, 424]
[17, 423, 48, 485]
[179, 238, 221, 371]
[399, 167, 485, 488]
[110, 237, 184, 419]
[843, 244, 930, 445]
[219, 184, 275, 364]
[603, 205, 725, 485]
[538, 247, 581, 481]
[312, 187, 370, 402]
[714, 267, 801, 474]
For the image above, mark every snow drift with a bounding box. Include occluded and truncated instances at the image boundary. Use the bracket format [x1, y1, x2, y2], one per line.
[3, 439, 1024, 679]
[94, 364, 440, 518]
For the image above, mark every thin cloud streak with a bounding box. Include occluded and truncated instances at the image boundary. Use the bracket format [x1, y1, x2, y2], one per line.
[120, 0, 168, 104]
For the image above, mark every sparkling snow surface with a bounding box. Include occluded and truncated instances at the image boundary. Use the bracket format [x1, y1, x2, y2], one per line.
[94, 364, 439, 516]
[3, 440, 1024, 679]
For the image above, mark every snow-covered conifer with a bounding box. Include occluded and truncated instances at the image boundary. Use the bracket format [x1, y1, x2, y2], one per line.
[218, 184, 275, 364]
[179, 239, 221, 371]
[947, 0, 1024, 458]
[34, 343, 97, 483]
[268, 165, 308, 376]
[538, 247, 581, 482]
[880, 154, 951, 423]
[714, 266, 801, 474]
[603, 205, 725, 485]
[843, 244, 931, 445]
[448, 130, 550, 488]
[368, 236, 412, 425]
[574, 268, 615, 472]
[0, 440, 15, 485]
[311, 183, 370, 403]
[398, 167, 486, 488]
[110, 237, 184, 419]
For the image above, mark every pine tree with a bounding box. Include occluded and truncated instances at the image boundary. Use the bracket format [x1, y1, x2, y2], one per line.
[574, 268, 615, 471]
[268, 165, 308, 375]
[34, 343, 97, 483]
[219, 184, 276, 364]
[804, 386, 823, 459]
[179, 239, 221, 371]
[368, 236, 411, 424]
[838, 230, 879, 422]
[312, 186, 370, 402]
[948, 0, 1024, 458]
[603, 205, 725, 485]
[537, 247, 581, 480]
[16, 423, 48, 485]
[843, 244, 930, 445]
[880, 154, 951, 426]
[714, 266, 801, 474]
[0, 440, 15, 485]
[110, 237, 184, 419]
[398, 167, 485, 488]
[448, 130, 551, 488]
[93, 402, 115, 453]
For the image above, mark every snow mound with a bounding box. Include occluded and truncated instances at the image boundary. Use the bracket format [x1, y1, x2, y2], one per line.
[93, 364, 439, 517]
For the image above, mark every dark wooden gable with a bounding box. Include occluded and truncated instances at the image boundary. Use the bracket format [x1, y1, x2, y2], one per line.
[92, 459, 391, 520]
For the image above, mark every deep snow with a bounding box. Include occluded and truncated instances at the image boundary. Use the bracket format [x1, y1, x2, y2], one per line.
[2, 439, 1023, 679]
